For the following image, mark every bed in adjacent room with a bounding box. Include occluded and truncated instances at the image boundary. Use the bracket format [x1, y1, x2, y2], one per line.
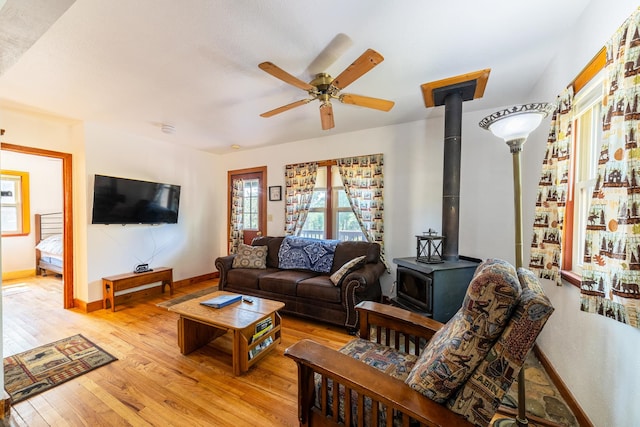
[35, 212, 63, 276]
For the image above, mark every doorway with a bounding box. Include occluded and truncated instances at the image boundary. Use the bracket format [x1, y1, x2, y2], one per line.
[1, 143, 74, 309]
[227, 166, 267, 250]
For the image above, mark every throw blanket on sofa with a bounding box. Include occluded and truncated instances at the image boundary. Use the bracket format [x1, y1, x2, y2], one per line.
[278, 236, 339, 273]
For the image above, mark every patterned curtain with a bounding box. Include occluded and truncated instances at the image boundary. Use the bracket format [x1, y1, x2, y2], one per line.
[529, 88, 574, 285]
[337, 153, 387, 267]
[284, 162, 318, 236]
[229, 178, 244, 254]
[581, 9, 640, 328]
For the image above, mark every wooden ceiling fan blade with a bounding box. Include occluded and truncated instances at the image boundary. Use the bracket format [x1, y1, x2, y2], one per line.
[320, 102, 335, 130]
[330, 49, 384, 90]
[259, 62, 315, 91]
[260, 99, 312, 118]
[340, 94, 395, 111]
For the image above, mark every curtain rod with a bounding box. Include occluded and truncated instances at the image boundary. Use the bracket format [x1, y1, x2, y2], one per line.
[571, 47, 606, 94]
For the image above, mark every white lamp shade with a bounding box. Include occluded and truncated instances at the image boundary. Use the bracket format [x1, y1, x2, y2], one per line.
[479, 102, 554, 142]
[487, 112, 545, 141]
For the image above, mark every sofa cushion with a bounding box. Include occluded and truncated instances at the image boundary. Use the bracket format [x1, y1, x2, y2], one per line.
[259, 270, 319, 295]
[405, 258, 522, 403]
[332, 241, 380, 273]
[232, 243, 267, 269]
[227, 267, 278, 290]
[278, 236, 339, 273]
[330, 255, 367, 285]
[297, 276, 341, 303]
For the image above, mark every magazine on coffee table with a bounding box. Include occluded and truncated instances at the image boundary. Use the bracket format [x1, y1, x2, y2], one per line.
[200, 294, 242, 308]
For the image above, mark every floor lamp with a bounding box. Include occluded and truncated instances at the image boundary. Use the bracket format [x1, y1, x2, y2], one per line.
[479, 102, 554, 427]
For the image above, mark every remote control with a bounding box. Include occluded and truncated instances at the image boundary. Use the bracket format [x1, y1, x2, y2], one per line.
[242, 297, 254, 304]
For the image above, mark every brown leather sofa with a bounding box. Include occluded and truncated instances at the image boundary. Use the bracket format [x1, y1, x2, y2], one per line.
[214, 236, 385, 332]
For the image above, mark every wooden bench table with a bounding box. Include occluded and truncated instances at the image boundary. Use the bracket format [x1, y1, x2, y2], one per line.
[103, 267, 173, 311]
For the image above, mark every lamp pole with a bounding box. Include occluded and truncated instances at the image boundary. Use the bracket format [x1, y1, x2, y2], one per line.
[509, 137, 527, 427]
[509, 138, 526, 270]
[479, 102, 554, 427]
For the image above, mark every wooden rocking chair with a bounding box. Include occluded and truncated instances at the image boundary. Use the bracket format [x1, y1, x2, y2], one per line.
[285, 259, 554, 427]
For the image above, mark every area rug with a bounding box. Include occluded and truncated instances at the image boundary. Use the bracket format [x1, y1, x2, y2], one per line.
[4, 334, 117, 403]
[156, 285, 218, 308]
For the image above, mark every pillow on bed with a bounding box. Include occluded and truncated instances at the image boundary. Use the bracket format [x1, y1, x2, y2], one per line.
[36, 235, 63, 255]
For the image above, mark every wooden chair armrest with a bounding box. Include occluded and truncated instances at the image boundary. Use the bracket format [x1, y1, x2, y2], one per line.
[285, 339, 473, 427]
[356, 301, 445, 353]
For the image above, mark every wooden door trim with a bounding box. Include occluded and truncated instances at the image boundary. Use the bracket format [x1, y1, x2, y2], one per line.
[1, 143, 74, 309]
[227, 166, 267, 253]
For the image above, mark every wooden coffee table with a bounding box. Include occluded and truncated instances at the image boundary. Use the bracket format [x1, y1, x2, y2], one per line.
[168, 291, 285, 375]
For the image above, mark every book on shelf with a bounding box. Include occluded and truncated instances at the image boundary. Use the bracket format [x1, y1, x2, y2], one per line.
[200, 294, 242, 309]
[250, 317, 273, 344]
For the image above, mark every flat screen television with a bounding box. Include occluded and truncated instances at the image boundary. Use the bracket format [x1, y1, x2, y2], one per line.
[91, 175, 181, 224]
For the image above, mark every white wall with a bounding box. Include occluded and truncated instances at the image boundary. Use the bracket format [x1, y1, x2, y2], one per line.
[1, 151, 62, 273]
[83, 123, 221, 302]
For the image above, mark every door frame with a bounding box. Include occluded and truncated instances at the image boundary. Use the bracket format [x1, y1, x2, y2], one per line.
[227, 166, 267, 252]
[1, 143, 74, 309]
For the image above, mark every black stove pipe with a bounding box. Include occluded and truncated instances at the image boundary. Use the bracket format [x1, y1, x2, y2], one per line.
[442, 92, 463, 261]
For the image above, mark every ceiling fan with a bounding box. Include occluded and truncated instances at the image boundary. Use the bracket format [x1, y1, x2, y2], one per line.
[259, 48, 395, 130]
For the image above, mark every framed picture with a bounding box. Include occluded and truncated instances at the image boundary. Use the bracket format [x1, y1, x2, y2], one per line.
[269, 186, 282, 201]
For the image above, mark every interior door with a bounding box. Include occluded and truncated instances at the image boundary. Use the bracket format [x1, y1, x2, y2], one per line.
[1, 143, 74, 309]
[228, 167, 267, 249]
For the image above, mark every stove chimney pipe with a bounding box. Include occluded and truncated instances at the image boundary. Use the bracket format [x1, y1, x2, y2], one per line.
[442, 92, 463, 261]
[420, 69, 491, 261]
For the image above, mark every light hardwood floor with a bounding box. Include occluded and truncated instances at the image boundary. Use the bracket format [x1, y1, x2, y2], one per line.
[2, 276, 352, 426]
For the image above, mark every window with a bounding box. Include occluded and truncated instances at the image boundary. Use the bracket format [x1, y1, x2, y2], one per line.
[300, 164, 365, 241]
[1, 170, 30, 236]
[242, 178, 260, 230]
[563, 72, 604, 281]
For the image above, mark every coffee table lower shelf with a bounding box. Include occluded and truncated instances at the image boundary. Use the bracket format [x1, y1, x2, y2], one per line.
[176, 313, 282, 375]
[169, 291, 284, 376]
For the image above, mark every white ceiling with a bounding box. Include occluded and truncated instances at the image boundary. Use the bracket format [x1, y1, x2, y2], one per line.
[0, 0, 593, 154]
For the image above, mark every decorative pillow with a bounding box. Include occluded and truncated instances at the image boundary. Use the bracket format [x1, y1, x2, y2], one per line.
[278, 236, 339, 273]
[330, 255, 367, 285]
[405, 258, 522, 403]
[36, 234, 63, 255]
[232, 244, 267, 269]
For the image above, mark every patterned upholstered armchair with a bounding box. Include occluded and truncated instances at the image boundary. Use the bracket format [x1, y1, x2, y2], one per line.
[285, 259, 554, 427]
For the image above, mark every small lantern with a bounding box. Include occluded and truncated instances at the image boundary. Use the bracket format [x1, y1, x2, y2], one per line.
[416, 229, 445, 264]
